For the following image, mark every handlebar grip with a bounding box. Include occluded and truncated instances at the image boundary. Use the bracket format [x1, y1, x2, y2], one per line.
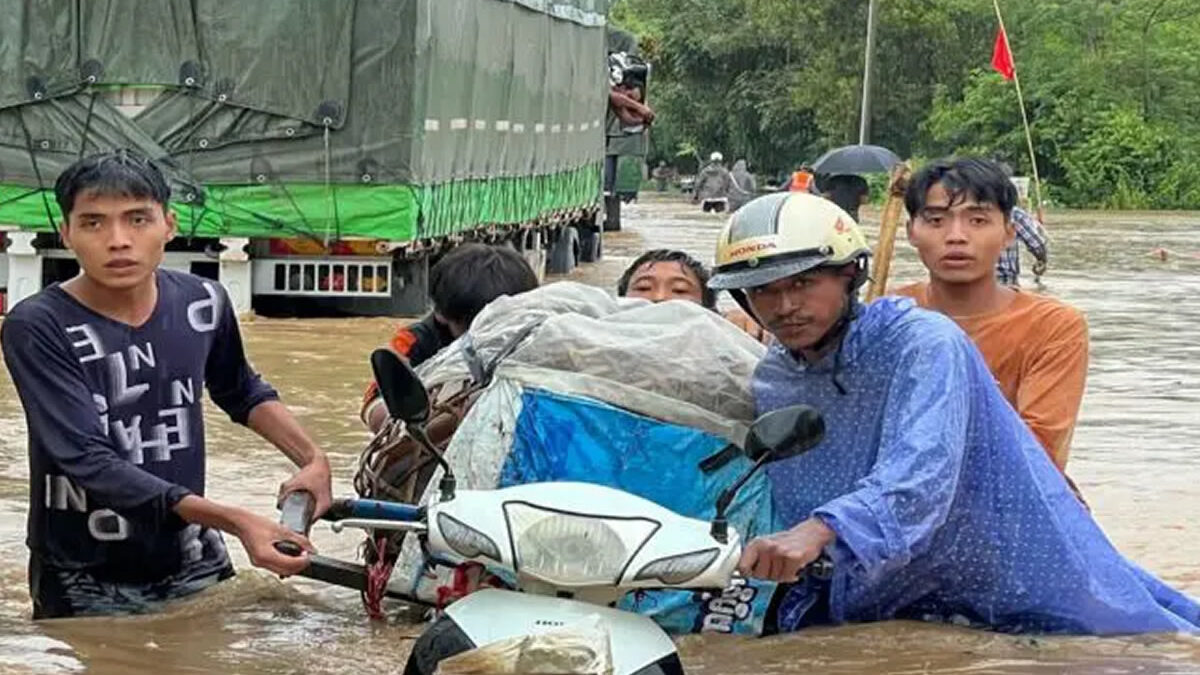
[276, 490, 316, 558]
[274, 540, 304, 557]
[280, 490, 316, 535]
[800, 555, 834, 581]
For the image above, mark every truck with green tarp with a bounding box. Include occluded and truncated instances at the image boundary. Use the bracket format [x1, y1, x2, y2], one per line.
[0, 0, 635, 316]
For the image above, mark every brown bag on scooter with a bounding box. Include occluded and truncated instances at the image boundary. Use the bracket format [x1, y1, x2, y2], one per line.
[354, 379, 485, 506]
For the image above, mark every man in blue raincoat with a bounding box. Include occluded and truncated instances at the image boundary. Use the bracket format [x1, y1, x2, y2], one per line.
[706, 189, 1200, 635]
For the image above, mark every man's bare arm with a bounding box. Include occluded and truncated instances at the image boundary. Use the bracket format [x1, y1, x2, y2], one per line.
[247, 401, 333, 517]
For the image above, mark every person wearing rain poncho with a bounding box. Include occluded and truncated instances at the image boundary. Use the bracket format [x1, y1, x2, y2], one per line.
[692, 152, 735, 213]
[706, 191, 1200, 635]
[729, 159, 757, 213]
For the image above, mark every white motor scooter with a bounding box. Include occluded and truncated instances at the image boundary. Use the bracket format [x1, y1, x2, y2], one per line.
[277, 350, 828, 675]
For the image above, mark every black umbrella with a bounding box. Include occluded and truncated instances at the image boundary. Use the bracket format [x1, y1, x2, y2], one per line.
[810, 144, 901, 175]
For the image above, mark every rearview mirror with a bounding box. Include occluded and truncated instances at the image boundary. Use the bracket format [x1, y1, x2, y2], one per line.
[370, 348, 430, 424]
[710, 405, 826, 543]
[744, 405, 825, 463]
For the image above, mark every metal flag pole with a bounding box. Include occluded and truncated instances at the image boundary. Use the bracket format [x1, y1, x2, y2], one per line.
[858, 0, 879, 145]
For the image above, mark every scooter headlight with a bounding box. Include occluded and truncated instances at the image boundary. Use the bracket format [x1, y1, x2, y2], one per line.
[437, 512, 502, 562]
[633, 548, 719, 585]
[504, 502, 659, 586]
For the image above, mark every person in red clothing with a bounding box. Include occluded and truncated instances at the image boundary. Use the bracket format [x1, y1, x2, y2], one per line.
[360, 244, 538, 432]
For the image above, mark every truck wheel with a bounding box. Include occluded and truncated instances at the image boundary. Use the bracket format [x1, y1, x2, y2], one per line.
[546, 226, 579, 275]
[403, 615, 476, 675]
[577, 223, 602, 263]
[603, 194, 622, 232]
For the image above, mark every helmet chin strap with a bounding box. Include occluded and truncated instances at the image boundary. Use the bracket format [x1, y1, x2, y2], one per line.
[807, 292, 858, 396]
[730, 264, 864, 395]
[807, 257, 868, 364]
[807, 293, 857, 356]
[731, 260, 865, 357]
[728, 287, 756, 319]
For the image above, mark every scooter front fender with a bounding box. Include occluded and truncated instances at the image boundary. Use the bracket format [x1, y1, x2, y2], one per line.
[444, 588, 680, 675]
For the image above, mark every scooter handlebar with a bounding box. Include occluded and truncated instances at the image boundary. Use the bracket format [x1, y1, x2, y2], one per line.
[275, 490, 316, 557]
[802, 555, 834, 581]
[727, 554, 834, 585]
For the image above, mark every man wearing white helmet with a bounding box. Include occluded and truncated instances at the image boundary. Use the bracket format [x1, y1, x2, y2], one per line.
[708, 192, 1200, 635]
[692, 151, 733, 213]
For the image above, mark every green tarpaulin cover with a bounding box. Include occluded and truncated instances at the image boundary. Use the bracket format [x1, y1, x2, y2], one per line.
[0, 0, 609, 240]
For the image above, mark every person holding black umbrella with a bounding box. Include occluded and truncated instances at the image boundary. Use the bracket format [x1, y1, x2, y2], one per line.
[809, 144, 902, 222]
[820, 174, 871, 221]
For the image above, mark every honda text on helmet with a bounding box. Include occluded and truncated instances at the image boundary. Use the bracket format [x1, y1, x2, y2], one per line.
[708, 192, 871, 358]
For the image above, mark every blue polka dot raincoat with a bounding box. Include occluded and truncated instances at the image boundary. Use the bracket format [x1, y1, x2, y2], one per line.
[755, 297, 1200, 635]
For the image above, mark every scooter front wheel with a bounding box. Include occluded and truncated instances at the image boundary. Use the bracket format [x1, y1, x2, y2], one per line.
[404, 615, 476, 675]
[637, 653, 685, 675]
[402, 615, 686, 675]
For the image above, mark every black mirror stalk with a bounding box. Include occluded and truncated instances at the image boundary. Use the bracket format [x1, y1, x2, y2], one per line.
[710, 451, 772, 543]
[370, 348, 457, 501]
[711, 405, 826, 543]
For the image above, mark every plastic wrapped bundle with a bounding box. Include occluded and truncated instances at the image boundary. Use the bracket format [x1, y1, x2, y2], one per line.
[417, 280, 766, 440]
[435, 616, 613, 675]
[377, 282, 780, 636]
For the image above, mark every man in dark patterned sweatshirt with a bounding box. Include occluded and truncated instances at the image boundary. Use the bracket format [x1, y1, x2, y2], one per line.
[1, 150, 332, 619]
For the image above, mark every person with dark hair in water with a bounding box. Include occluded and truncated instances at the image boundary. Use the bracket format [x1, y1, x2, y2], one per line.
[706, 190, 1199, 635]
[617, 249, 717, 309]
[820, 173, 870, 222]
[361, 243, 539, 432]
[895, 157, 1088, 475]
[618, 249, 768, 341]
[1, 150, 331, 619]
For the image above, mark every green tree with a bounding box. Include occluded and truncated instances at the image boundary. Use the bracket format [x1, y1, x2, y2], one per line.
[611, 0, 1200, 208]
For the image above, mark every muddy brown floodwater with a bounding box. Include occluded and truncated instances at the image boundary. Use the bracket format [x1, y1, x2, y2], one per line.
[1, 193, 1198, 673]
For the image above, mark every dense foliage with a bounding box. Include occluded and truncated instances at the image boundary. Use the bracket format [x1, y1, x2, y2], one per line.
[613, 0, 1200, 208]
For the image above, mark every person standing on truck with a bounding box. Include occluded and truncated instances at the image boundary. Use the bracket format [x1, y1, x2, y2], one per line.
[360, 243, 538, 433]
[609, 82, 655, 134]
[1, 150, 332, 619]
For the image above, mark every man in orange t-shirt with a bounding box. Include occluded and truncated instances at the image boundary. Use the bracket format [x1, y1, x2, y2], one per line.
[895, 158, 1088, 472]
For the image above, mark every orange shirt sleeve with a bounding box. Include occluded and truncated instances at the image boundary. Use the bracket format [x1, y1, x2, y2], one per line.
[1014, 307, 1089, 470]
[359, 326, 420, 422]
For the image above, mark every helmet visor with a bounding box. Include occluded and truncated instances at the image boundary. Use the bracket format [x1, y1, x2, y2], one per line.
[708, 251, 829, 290]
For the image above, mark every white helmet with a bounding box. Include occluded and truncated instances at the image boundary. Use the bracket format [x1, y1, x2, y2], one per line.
[709, 192, 870, 291]
[710, 151, 724, 163]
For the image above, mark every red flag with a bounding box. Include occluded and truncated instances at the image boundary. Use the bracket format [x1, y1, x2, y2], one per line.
[991, 26, 1015, 80]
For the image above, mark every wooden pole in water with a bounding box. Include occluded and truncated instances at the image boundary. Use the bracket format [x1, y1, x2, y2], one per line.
[992, 0, 1045, 222]
[866, 162, 912, 303]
